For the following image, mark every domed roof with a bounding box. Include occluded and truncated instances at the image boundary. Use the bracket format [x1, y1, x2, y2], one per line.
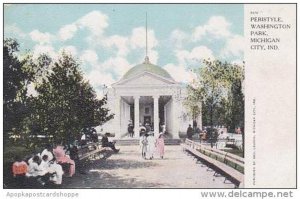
[122, 56, 173, 80]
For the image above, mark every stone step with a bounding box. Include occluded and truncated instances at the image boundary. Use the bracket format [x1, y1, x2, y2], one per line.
[114, 138, 182, 146]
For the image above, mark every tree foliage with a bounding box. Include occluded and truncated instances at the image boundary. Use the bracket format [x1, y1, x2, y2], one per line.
[3, 39, 28, 141]
[3, 39, 114, 148]
[186, 59, 244, 132]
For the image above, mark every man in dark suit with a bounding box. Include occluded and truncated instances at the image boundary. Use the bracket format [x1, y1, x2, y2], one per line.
[101, 133, 120, 153]
[187, 124, 193, 139]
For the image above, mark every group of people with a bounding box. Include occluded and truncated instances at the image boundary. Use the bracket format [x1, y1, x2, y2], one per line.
[187, 124, 203, 139]
[12, 144, 76, 187]
[80, 127, 99, 145]
[140, 132, 165, 160]
[128, 122, 153, 138]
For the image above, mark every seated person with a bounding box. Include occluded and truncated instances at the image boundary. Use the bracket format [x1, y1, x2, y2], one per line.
[12, 155, 28, 187]
[41, 144, 54, 162]
[48, 157, 64, 185]
[26, 155, 50, 186]
[80, 134, 87, 146]
[39, 155, 50, 169]
[53, 145, 75, 177]
[91, 132, 99, 143]
[200, 130, 207, 140]
[26, 155, 46, 177]
[12, 155, 28, 177]
[36, 155, 64, 186]
[101, 133, 120, 153]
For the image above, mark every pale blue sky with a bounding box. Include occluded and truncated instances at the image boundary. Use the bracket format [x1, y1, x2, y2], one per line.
[4, 4, 244, 96]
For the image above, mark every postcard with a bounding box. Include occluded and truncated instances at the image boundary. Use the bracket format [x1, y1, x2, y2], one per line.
[1, 2, 296, 194]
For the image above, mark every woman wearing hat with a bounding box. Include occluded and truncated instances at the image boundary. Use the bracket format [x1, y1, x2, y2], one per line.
[146, 132, 155, 160]
[156, 133, 165, 159]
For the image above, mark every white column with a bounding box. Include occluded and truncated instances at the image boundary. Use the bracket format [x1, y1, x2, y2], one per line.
[172, 96, 179, 138]
[164, 105, 167, 129]
[134, 96, 140, 138]
[153, 95, 159, 135]
[114, 96, 121, 138]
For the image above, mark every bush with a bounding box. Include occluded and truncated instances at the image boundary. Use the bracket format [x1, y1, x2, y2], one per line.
[4, 146, 31, 164]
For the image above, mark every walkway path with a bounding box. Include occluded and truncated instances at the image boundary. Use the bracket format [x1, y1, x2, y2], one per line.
[63, 145, 235, 188]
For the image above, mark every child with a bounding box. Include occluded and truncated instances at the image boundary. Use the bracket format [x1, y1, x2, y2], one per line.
[140, 133, 148, 159]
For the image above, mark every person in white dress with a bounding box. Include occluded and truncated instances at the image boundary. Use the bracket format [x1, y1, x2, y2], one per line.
[48, 158, 64, 185]
[139, 123, 146, 133]
[26, 155, 47, 177]
[146, 132, 156, 160]
[140, 133, 148, 159]
[41, 144, 54, 162]
[26, 155, 50, 186]
[40, 154, 64, 185]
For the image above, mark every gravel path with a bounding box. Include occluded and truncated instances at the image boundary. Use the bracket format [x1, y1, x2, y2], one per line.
[62, 145, 235, 188]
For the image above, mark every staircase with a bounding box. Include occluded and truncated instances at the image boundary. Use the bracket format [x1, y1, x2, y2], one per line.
[114, 138, 181, 146]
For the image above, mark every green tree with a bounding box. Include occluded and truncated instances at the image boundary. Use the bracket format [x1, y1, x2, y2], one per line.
[184, 86, 201, 125]
[25, 52, 114, 146]
[4, 39, 114, 148]
[186, 59, 244, 149]
[224, 62, 245, 153]
[3, 39, 28, 142]
[224, 63, 244, 133]
[189, 60, 229, 127]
